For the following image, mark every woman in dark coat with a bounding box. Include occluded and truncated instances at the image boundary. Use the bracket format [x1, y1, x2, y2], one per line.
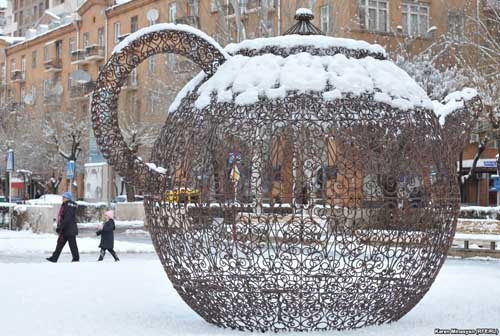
[96, 210, 119, 261]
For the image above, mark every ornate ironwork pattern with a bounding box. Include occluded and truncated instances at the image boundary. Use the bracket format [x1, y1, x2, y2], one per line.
[91, 25, 480, 333]
[90, 28, 227, 187]
[284, 10, 324, 36]
[231, 44, 387, 60]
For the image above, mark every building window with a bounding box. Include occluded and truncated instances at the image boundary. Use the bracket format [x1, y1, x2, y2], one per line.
[210, 0, 219, 12]
[130, 95, 137, 116]
[190, 0, 199, 16]
[114, 22, 121, 43]
[169, 3, 176, 23]
[21, 56, 26, 79]
[38, 3, 43, 17]
[448, 11, 465, 40]
[83, 32, 90, 47]
[55, 40, 62, 59]
[31, 50, 36, 68]
[98, 27, 105, 46]
[402, 2, 430, 36]
[166, 54, 177, 71]
[43, 45, 49, 61]
[10, 60, 16, 76]
[130, 68, 137, 86]
[1, 63, 5, 84]
[130, 15, 138, 33]
[148, 91, 160, 114]
[31, 85, 36, 103]
[43, 79, 50, 97]
[320, 5, 330, 33]
[358, 0, 388, 32]
[148, 55, 156, 74]
[69, 37, 75, 55]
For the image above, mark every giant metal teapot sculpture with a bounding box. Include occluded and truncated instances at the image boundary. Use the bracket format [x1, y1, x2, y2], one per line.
[91, 10, 481, 333]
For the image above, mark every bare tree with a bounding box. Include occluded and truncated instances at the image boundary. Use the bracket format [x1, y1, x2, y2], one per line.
[42, 102, 89, 195]
[119, 112, 159, 201]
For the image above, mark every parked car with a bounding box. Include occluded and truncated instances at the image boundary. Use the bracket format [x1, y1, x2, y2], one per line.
[111, 195, 144, 203]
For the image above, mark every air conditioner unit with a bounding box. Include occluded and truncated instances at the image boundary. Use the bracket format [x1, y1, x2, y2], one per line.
[470, 133, 479, 143]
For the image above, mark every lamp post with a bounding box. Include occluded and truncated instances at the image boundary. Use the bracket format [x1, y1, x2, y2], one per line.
[6, 148, 14, 204]
[66, 160, 75, 193]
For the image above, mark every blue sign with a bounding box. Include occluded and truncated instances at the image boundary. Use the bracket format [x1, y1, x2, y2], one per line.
[490, 176, 500, 192]
[6, 149, 14, 172]
[66, 160, 75, 179]
[484, 161, 497, 168]
[495, 178, 500, 190]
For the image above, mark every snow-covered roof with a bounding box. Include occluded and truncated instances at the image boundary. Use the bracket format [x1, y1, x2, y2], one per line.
[112, 23, 229, 58]
[169, 52, 432, 112]
[4, 22, 72, 49]
[432, 88, 478, 125]
[0, 36, 26, 45]
[225, 35, 387, 58]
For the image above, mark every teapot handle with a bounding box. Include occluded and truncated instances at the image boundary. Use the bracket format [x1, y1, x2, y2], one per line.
[441, 94, 483, 157]
[91, 25, 228, 188]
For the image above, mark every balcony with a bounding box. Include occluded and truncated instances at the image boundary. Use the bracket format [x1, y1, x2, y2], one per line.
[11, 70, 25, 83]
[44, 58, 62, 72]
[71, 50, 87, 65]
[85, 45, 105, 62]
[176, 15, 200, 28]
[69, 81, 96, 99]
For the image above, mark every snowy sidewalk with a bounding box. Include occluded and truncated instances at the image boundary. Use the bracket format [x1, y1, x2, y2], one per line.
[0, 258, 499, 336]
[0, 229, 155, 255]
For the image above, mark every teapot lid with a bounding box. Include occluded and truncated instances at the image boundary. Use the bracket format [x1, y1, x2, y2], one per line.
[283, 8, 324, 36]
[226, 8, 386, 60]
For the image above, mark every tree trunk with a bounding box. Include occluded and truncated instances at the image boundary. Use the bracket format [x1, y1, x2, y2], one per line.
[126, 183, 135, 202]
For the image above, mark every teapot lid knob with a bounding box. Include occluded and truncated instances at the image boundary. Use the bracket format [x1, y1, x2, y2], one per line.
[284, 8, 324, 36]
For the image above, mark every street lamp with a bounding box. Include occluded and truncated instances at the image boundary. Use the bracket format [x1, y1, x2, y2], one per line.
[6, 148, 14, 204]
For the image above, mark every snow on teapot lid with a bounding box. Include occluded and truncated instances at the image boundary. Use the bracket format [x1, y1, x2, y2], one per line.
[169, 10, 430, 114]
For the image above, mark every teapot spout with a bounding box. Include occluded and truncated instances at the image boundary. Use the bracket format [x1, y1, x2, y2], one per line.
[434, 88, 483, 156]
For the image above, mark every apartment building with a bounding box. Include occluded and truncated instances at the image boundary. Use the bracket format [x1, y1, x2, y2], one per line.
[0, 0, 487, 200]
[0, 2, 7, 34]
[4, 0, 82, 37]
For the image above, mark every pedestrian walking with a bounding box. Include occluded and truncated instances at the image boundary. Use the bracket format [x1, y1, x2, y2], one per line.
[46, 192, 80, 262]
[96, 210, 119, 262]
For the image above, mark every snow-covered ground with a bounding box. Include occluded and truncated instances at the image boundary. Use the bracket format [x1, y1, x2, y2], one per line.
[0, 258, 498, 336]
[78, 220, 145, 230]
[0, 229, 155, 255]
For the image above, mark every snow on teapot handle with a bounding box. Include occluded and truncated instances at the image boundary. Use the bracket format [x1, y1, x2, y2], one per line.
[91, 24, 229, 188]
[436, 88, 483, 158]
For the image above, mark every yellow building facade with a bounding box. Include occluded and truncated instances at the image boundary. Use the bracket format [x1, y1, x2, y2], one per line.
[0, 0, 484, 199]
